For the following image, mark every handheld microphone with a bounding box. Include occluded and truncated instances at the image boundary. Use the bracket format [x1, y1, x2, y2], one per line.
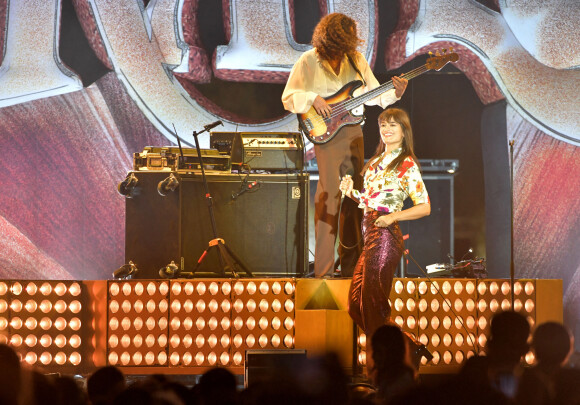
[204, 120, 223, 131]
[340, 169, 355, 200]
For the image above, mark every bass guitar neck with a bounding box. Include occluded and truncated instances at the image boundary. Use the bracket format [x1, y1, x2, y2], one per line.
[297, 49, 459, 145]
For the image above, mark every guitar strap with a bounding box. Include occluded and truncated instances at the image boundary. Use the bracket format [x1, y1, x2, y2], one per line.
[347, 54, 366, 87]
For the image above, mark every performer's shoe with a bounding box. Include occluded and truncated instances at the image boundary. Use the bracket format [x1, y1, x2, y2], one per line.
[408, 340, 434, 369]
[397, 326, 434, 366]
[414, 343, 434, 362]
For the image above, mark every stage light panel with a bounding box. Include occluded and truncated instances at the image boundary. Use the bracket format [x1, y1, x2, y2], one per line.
[355, 330, 369, 367]
[226, 279, 296, 368]
[389, 280, 419, 340]
[415, 279, 479, 366]
[357, 280, 421, 368]
[475, 279, 540, 361]
[168, 280, 233, 368]
[2, 281, 90, 369]
[0, 277, 558, 375]
[107, 281, 169, 367]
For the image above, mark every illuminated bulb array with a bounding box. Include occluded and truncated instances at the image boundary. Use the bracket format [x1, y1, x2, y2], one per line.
[2, 281, 85, 367]
[390, 279, 419, 338]
[476, 280, 536, 363]
[417, 279, 478, 366]
[356, 332, 367, 367]
[357, 279, 479, 368]
[168, 280, 233, 367]
[229, 279, 295, 366]
[0, 282, 10, 345]
[357, 279, 421, 371]
[107, 281, 170, 366]
[0, 277, 550, 373]
[107, 279, 296, 370]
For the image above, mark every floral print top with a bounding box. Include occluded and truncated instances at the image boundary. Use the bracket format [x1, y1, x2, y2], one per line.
[352, 148, 430, 213]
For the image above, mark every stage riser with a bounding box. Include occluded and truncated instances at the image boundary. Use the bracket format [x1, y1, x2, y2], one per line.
[0, 278, 562, 375]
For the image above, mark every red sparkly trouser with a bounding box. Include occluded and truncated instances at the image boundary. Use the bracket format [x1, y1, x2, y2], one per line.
[348, 211, 404, 336]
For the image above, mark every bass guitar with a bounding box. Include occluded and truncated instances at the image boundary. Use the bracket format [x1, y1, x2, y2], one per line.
[297, 49, 459, 145]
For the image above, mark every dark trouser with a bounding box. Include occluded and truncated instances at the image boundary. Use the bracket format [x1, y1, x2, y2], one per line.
[313, 125, 364, 278]
[348, 211, 404, 336]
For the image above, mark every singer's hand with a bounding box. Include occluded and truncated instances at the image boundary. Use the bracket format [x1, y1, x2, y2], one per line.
[339, 175, 354, 199]
[375, 213, 397, 228]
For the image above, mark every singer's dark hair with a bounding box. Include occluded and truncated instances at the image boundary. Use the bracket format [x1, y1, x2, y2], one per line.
[362, 108, 419, 175]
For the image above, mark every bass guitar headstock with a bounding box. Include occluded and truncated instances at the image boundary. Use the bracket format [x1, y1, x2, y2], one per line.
[426, 48, 459, 71]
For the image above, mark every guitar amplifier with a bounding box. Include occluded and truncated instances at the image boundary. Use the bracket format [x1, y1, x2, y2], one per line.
[211, 132, 304, 172]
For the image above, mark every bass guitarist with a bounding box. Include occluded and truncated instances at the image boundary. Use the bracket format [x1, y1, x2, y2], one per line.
[282, 13, 408, 278]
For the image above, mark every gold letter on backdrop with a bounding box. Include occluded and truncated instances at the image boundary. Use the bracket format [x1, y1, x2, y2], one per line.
[0, 0, 83, 108]
[407, 0, 579, 145]
[215, 0, 376, 81]
[86, 0, 345, 145]
[0, 0, 377, 146]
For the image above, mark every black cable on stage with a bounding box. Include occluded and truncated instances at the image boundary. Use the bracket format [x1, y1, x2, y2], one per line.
[383, 224, 481, 355]
[337, 195, 364, 250]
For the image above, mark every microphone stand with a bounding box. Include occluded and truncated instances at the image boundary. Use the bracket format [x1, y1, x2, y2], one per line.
[188, 124, 253, 278]
[509, 139, 515, 308]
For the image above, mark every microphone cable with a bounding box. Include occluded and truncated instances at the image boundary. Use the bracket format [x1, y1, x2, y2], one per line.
[383, 224, 481, 356]
[337, 195, 364, 250]
[381, 168, 481, 355]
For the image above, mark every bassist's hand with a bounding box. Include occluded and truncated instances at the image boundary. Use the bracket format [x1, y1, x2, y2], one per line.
[393, 76, 408, 98]
[312, 95, 332, 119]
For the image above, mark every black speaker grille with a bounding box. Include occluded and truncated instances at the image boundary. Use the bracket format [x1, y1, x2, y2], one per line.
[180, 173, 308, 276]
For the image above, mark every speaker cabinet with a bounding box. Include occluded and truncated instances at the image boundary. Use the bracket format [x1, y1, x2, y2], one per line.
[180, 173, 308, 277]
[244, 350, 307, 387]
[125, 171, 180, 279]
[399, 174, 454, 274]
[125, 172, 309, 278]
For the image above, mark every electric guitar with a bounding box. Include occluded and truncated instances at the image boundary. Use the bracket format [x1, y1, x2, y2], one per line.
[297, 49, 459, 145]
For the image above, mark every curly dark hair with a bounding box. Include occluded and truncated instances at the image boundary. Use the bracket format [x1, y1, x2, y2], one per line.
[311, 13, 362, 61]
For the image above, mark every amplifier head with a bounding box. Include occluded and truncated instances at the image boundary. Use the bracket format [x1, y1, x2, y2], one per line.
[240, 132, 303, 150]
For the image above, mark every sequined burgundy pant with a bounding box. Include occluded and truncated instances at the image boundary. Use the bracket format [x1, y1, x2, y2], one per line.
[348, 211, 404, 336]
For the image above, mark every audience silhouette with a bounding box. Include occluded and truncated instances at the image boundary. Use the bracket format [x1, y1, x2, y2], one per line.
[516, 321, 574, 405]
[0, 343, 22, 405]
[87, 365, 126, 405]
[368, 324, 416, 404]
[459, 310, 530, 399]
